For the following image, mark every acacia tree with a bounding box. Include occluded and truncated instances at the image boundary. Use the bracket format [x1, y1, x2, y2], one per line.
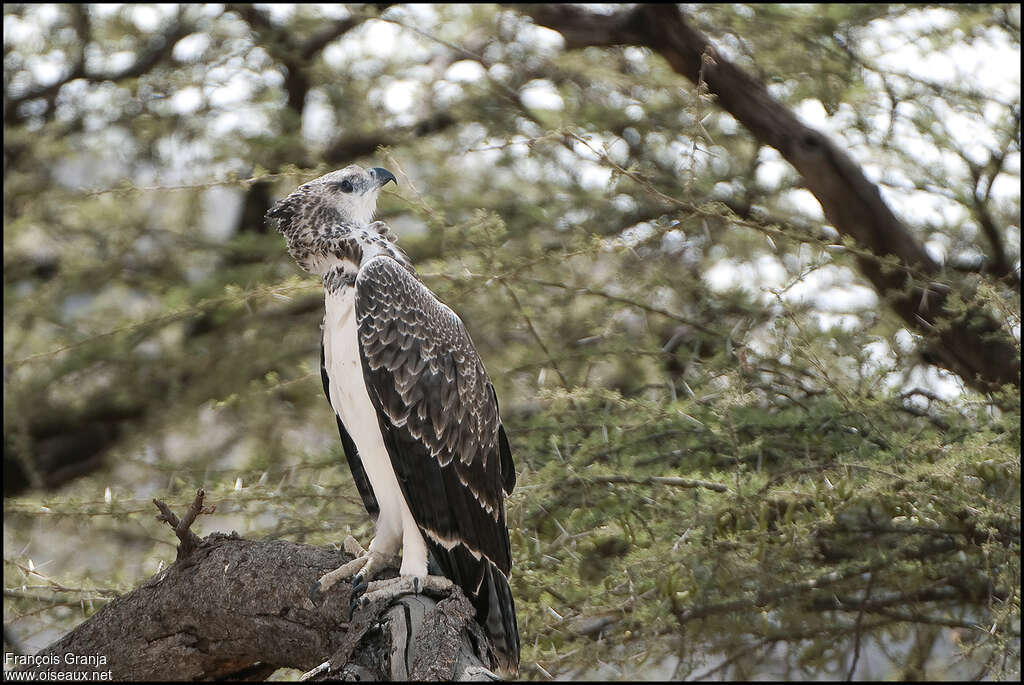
[4, 4, 1019, 680]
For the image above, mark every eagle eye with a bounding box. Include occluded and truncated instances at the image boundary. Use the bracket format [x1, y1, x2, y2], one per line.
[333, 179, 354, 193]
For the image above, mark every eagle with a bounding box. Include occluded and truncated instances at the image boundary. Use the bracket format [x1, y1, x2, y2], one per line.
[267, 165, 520, 672]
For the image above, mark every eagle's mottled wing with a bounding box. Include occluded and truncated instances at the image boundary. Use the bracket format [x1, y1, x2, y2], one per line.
[354, 255, 519, 668]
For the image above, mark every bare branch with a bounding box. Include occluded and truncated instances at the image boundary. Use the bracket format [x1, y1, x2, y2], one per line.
[515, 3, 1021, 393]
[17, 521, 496, 680]
[152, 489, 215, 559]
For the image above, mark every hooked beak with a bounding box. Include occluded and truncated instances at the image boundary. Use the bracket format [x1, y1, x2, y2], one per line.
[369, 167, 397, 189]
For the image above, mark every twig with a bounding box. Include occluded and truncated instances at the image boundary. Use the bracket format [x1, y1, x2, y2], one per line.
[82, 170, 300, 197]
[500, 279, 571, 389]
[153, 489, 216, 559]
[8, 280, 319, 368]
[673, 559, 890, 625]
[846, 571, 874, 680]
[520, 277, 723, 338]
[685, 46, 717, 197]
[562, 474, 730, 494]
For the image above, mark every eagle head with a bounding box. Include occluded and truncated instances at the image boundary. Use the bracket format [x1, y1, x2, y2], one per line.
[267, 165, 410, 277]
[302, 164, 397, 225]
[267, 165, 397, 238]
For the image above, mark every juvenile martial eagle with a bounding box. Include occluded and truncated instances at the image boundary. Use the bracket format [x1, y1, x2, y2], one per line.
[267, 165, 520, 672]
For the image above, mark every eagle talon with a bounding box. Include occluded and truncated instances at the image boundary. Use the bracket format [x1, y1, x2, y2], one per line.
[357, 574, 454, 607]
[347, 573, 370, 621]
[348, 593, 370, 620]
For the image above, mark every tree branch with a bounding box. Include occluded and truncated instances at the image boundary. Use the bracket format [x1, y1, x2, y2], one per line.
[324, 111, 458, 165]
[5, 10, 194, 124]
[16, 497, 497, 681]
[516, 3, 1021, 393]
[561, 473, 731, 494]
[300, 5, 395, 61]
[226, 3, 388, 115]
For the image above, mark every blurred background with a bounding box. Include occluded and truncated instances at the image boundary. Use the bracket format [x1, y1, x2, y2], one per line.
[3, 4, 1020, 680]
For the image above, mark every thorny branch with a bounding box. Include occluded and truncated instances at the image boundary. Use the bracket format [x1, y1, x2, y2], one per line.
[516, 3, 1020, 394]
[561, 473, 731, 494]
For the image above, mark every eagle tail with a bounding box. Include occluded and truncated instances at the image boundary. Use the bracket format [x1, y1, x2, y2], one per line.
[482, 560, 520, 674]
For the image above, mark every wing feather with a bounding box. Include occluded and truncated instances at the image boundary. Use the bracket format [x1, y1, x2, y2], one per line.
[354, 256, 511, 570]
[354, 255, 519, 670]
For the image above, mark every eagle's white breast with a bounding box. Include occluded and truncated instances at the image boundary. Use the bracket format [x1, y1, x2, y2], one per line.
[323, 278, 428, 576]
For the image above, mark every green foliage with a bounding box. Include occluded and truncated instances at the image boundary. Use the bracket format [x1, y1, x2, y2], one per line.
[4, 3, 1020, 680]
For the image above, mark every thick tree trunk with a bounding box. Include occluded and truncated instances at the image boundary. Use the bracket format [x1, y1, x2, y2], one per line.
[15, 494, 497, 682]
[518, 4, 1020, 395]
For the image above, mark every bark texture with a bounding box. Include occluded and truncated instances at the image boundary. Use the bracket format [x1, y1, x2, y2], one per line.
[518, 3, 1020, 394]
[18, 495, 497, 681]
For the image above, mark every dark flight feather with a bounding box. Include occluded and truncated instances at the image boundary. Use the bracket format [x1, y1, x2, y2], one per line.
[354, 255, 520, 671]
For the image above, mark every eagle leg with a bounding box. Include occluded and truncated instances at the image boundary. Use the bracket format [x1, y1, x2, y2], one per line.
[310, 535, 390, 605]
[353, 574, 454, 611]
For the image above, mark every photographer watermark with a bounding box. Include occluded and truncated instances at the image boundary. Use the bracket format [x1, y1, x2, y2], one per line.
[4, 653, 111, 680]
